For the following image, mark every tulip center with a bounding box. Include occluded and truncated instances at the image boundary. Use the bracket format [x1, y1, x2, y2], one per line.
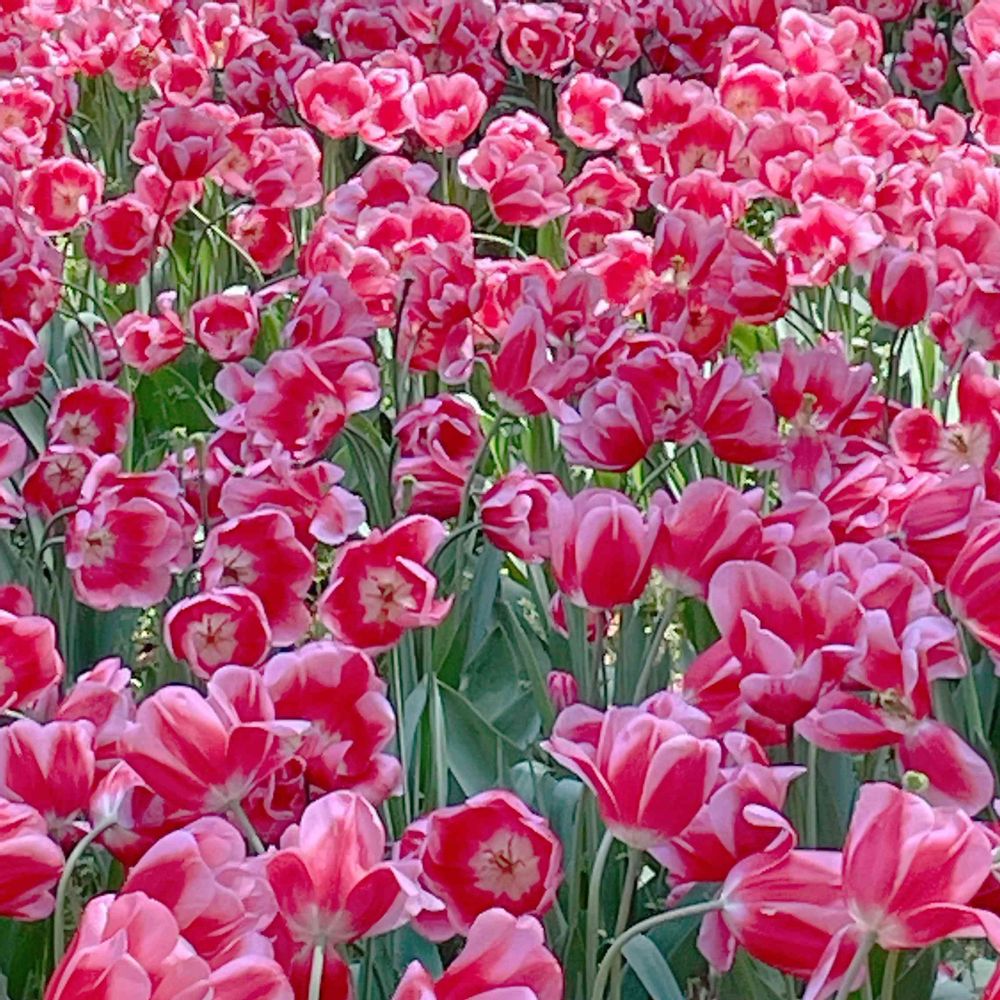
[43, 453, 86, 493]
[214, 544, 259, 586]
[189, 612, 239, 667]
[359, 567, 415, 624]
[57, 411, 100, 449]
[82, 525, 116, 566]
[470, 830, 540, 901]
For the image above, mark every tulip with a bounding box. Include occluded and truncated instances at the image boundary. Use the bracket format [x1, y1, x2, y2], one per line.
[0, 799, 64, 919]
[199, 511, 315, 646]
[120, 817, 277, 966]
[403, 73, 487, 151]
[263, 641, 400, 803]
[869, 247, 935, 329]
[119, 666, 306, 817]
[409, 789, 563, 935]
[317, 515, 452, 652]
[842, 783, 997, 950]
[543, 704, 721, 849]
[164, 588, 272, 679]
[265, 790, 429, 979]
[547, 489, 659, 609]
[947, 520, 1000, 655]
[481, 466, 565, 563]
[47, 381, 133, 456]
[392, 909, 563, 1000]
[0, 609, 64, 712]
[0, 719, 96, 844]
[704, 846, 858, 994]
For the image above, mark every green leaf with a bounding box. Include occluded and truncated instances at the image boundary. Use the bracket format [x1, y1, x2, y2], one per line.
[719, 951, 789, 1000]
[622, 935, 685, 1000]
[536, 219, 565, 268]
[389, 924, 443, 978]
[438, 682, 522, 795]
[0, 918, 50, 999]
[498, 603, 555, 729]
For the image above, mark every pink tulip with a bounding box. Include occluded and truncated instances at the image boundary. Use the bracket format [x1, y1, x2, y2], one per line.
[392, 909, 563, 1000]
[547, 489, 659, 609]
[265, 791, 430, 960]
[0, 799, 64, 919]
[543, 704, 721, 849]
[119, 667, 306, 816]
[317, 515, 452, 652]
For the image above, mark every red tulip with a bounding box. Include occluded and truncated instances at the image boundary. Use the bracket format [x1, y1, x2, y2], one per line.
[546, 671, 580, 712]
[119, 666, 306, 815]
[47, 381, 133, 455]
[44, 891, 293, 1000]
[164, 588, 272, 679]
[317, 515, 452, 652]
[219, 456, 365, 550]
[21, 156, 104, 234]
[869, 246, 935, 329]
[408, 789, 563, 937]
[266, 791, 428, 952]
[83, 195, 156, 285]
[190, 291, 259, 363]
[0, 799, 64, 919]
[651, 480, 763, 598]
[45, 892, 211, 1000]
[547, 489, 659, 609]
[198, 511, 314, 646]
[481, 467, 565, 563]
[652, 752, 802, 885]
[947, 519, 1000, 655]
[263, 640, 400, 802]
[703, 846, 858, 993]
[543, 704, 721, 849]
[66, 457, 194, 611]
[295, 62, 372, 140]
[393, 394, 483, 518]
[842, 783, 997, 950]
[392, 909, 563, 1000]
[53, 657, 135, 764]
[0, 719, 96, 844]
[0, 318, 44, 409]
[149, 106, 230, 183]
[0, 609, 64, 712]
[403, 73, 487, 151]
[121, 817, 277, 967]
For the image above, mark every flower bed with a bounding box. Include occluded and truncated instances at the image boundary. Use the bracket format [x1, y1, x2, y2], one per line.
[2, 0, 1000, 998]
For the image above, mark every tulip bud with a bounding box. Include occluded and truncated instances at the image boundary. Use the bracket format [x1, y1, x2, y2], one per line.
[546, 671, 580, 712]
[869, 247, 935, 329]
[902, 769, 930, 793]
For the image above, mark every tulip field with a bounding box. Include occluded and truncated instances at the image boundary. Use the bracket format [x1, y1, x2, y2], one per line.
[8, 0, 1000, 998]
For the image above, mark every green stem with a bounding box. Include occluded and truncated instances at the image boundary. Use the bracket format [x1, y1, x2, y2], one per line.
[833, 932, 876, 1000]
[308, 941, 326, 1000]
[54, 816, 116, 960]
[880, 949, 900, 1000]
[592, 632, 607, 708]
[230, 801, 265, 855]
[609, 849, 643, 1000]
[586, 830, 615, 995]
[390, 646, 413, 822]
[592, 899, 724, 1000]
[805, 739, 818, 848]
[439, 152, 450, 205]
[632, 592, 678, 702]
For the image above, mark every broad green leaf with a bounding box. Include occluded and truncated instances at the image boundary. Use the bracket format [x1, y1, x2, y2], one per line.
[719, 951, 788, 1000]
[622, 935, 685, 1000]
[438, 682, 522, 795]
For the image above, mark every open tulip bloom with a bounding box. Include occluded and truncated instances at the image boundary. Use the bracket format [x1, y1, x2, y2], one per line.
[7, 3, 1000, 1000]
